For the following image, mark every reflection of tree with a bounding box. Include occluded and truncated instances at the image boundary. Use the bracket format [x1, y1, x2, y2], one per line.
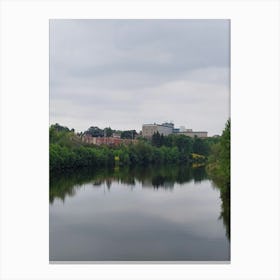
[192, 167, 207, 183]
[50, 164, 230, 242]
[49, 168, 112, 203]
[151, 175, 165, 188]
[206, 120, 230, 241]
[120, 177, 136, 186]
[106, 179, 112, 190]
[220, 186, 230, 240]
[49, 164, 209, 203]
[211, 179, 230, 241]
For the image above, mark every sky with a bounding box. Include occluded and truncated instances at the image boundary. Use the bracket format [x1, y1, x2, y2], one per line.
[50, 19, 230, 136]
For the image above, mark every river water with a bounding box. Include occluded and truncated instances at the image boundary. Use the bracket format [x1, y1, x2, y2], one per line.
[49, 165, 230, 262]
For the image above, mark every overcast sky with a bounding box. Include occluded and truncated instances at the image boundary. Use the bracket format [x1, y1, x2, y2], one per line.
[50, 19, 230, 136]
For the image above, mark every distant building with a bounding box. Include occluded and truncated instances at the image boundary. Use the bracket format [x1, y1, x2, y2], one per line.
[82, 134, 95, 144]
[81, 135, 137, 146]
[112, 132, 121, 139]
[177, 130, 208, 138]
[142, 122, 174, 138]
[142, 124, 157, 138]
[142, 122, 207, 138]
[179, 126, 186, 132]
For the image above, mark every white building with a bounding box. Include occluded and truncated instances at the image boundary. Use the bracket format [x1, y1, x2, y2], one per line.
[177, 130, 208, 138]
[142, 123, 174, 138]
[142, 122, 207, 138]
[179, 126, 186, 132]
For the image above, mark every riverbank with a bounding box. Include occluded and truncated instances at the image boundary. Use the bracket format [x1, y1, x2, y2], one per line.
[50, 125, 212, 172]
[206, 120, 230, 239]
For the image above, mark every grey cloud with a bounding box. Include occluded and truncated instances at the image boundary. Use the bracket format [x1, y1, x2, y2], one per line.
[50, 19, 230, 135]
[50, 20, 229, 83]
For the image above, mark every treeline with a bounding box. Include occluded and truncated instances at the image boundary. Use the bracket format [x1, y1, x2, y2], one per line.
[50, 122, 139, 139]
[151, 131, 217, 155]
[49, 124, 218, 172]
[50, 125, 114, 170]
[206, 119, 230, 239]
[206, 119, 230, 188]
[81, 125, 138, 139]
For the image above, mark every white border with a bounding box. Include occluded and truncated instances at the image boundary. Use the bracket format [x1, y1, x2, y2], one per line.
[0, 0, 279, 279]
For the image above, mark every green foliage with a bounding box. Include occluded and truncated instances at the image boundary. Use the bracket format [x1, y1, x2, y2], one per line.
[121, 130, 137, 139]
[206, 119, 230, 239]
[220, 120, 230, 181]
[104, 127, 113, 137]
[151, 132, 211, 160]
[51, 123, 71, 132]
[207, 119, 230, 187]
[49, 124, 82, 148]
[49, 143, 115, 171]
[84, 126, 104, 137]
[151, 132, 164, 147]
[49, 124, 217, 172]
[49, 125, 115, 171]
[83, 125, 139, 139]
[193, 137, 209, 155]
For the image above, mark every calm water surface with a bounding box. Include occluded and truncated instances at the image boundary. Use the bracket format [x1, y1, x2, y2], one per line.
[49, 165, 230, 262]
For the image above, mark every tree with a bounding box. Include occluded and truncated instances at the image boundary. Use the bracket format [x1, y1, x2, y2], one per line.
[51, 123, 70, 132]
[206, 119, 230, 184]
[121, 130, 137, 139]
[85, 126, 104, 137]
[104, 127, 114, 137]
[152, 132, 162, 147]
[193, 137, 209, 156]
[220, 119, 230, 181]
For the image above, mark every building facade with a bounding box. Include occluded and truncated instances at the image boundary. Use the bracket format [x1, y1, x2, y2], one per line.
[81, 135, 137, 146]
[142, 122, 208, 138]
[142, 123, 174, 138]
[177, 130, 208, 138]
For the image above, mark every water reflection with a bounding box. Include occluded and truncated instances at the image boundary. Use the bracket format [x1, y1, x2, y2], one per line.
[50, 165, 229, 240]
[50, 164, 208, 203]
[211, 178, 230, 240]
[49, 165, 230, 261]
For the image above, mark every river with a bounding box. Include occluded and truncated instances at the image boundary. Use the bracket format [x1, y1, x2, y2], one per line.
[49, 165, 230, 262]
